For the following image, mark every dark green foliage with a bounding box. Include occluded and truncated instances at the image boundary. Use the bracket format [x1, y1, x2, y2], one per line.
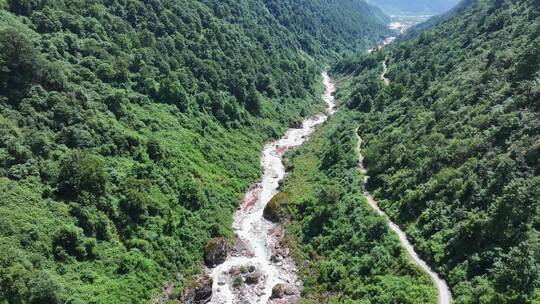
[27, 271, 63, 304]
[0, 0, 392, 302]
[7, 0, 43, 15]
[146, 138, 165, 162]
[0, 28, 40, 102]
[177, 176, 209, 211]
[52, 225, 96, 261]
[263, 0, 392, 60]
[57, 151, 107, 199]
[281, 113, 436, 303]
[333, 0, 540, 302]
[119, 177, 154, 223]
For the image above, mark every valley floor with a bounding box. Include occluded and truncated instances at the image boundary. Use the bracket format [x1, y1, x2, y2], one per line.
[206, 73, 336, 304]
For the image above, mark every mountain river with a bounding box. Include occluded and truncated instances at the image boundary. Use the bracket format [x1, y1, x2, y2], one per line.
[208, 72, 336, 304]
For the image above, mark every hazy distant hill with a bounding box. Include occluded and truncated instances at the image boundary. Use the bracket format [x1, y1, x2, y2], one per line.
[264, 0, 391, 59]
[365, 0, 462, 15]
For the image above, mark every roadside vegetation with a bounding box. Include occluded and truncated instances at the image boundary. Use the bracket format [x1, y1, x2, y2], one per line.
[280, 112, 437, 303]
[333, 0, 540, 302]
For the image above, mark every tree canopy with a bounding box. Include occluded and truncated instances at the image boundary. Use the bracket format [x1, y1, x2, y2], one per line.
[333, 0, 540, 302]
[0, 0, 390, 302]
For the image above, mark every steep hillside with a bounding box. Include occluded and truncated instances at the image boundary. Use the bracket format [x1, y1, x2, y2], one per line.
[365, 0, 462, 15]
[333, 0, 540, 302]
[0, 0, 389, 302]
[263, 0, 392, 60]
[279, 112, 437, 303]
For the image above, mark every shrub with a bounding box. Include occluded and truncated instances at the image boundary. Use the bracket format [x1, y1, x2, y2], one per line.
[57, 151, 107, 199]
[0, 27, 40, 102]
[52, 225, 94, 261]
[27, 271, 63, 304]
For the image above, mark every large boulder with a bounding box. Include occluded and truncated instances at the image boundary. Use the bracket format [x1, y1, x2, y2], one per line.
[203, 237, 228, 267]
[263, 192, 288, 223]
[244, 271, 261, 285]
[271, 283, 286, 299]
[289, 119, 303, 129]
[284, 286, 295, 296]
[180, 275, 213, 304]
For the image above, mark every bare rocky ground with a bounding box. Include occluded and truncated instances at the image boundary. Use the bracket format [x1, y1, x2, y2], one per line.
[203, 188, 305, 304]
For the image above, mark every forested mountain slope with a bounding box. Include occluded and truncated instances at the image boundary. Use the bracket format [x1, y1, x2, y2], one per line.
[0, 0, 390, 302]
[263, 0, 391, 60]
[278, 112, 437, 303]
[365, 0, 461, 15]
[333, 0, 540, 302]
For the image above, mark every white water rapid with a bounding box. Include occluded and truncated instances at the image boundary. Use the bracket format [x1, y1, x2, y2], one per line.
[208, 73, 336, 304]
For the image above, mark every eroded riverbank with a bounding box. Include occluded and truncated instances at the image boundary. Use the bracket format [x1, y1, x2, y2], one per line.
[207, 73, 336, 304]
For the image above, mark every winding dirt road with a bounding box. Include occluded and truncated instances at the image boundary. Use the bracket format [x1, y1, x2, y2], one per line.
[355, 131, 452, 304]
[381, 57, 390, 85]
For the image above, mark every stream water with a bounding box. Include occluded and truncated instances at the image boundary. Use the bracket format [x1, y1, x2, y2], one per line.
[208, 73, 336, 304]
[207, 68, 451, 304]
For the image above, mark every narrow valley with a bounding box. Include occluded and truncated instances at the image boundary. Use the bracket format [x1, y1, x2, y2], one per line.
[0, 0, 538, 303]
[208, 73, 336, 304]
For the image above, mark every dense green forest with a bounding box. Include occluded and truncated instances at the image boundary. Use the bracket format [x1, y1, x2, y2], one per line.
[0, 0, 390, 302]
[333, 0, 540, 303]
[263, 0, 391, 60]
[6, 0, 538, 303]
[278, 112, 437, 303]
[365, 0, 461, 15]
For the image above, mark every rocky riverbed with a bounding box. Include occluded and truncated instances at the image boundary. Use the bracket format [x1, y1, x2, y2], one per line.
[190, 73, 337, 304]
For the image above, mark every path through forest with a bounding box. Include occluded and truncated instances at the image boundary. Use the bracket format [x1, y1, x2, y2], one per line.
[355, 131, 452, 304]
[381, 57, 390, 85]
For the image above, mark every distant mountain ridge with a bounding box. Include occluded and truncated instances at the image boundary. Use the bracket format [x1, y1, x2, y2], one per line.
[263, 0, 392, 60]
[402, 0, 474, 39]
[365, 0, 462, 15]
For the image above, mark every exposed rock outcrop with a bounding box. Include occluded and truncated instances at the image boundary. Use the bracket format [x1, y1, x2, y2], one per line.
[270, 283, 286, 299]
[285, 286, 295, 296]
[289, 119, 303, 129]
[180, 275, 213, 304]
[244, 271, 260, 285]
[263, 192, 288, 222]
[203, 237, 228, 267]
